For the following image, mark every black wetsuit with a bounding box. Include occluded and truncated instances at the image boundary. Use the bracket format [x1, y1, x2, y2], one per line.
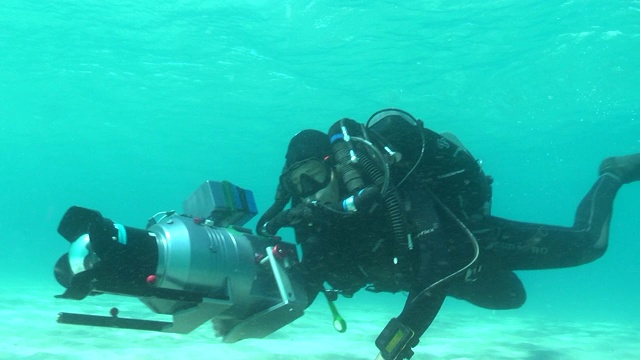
[290, 122, 622, 353]
[392, 128, 621, 343]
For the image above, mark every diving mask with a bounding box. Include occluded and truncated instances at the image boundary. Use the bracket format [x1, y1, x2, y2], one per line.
[280, 157, 332, 198]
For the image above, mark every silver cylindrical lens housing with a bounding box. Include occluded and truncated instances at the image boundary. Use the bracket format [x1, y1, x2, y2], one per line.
[149, 215, 257, 305]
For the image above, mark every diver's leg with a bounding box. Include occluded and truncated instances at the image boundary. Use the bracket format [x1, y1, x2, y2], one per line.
[447, 267, 526, 309]
[391, 190, 452, 344]
[479, 173, 623, 270]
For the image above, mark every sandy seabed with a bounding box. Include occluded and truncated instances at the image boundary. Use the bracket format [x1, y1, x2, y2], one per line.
[1, 284, 637, 360]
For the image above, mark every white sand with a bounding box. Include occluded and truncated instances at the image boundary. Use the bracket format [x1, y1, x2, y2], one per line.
[2, 283, 638, 360]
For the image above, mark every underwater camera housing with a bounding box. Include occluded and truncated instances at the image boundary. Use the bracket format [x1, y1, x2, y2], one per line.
[53, 181, 307, 343]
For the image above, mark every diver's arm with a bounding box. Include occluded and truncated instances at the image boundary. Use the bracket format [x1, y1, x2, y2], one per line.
[376, 188, 452, 359]
[403, 288, 447, 346]
[375, 282, 448, 360]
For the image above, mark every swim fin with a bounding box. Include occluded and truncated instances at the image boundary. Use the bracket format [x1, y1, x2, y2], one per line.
[599, 153, 640, 184]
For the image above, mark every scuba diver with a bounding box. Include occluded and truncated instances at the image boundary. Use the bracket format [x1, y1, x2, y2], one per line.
[251, 108, 639, 360]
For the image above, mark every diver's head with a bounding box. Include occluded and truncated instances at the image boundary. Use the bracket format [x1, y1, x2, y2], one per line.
[284, 129, 331, 167]
[280, 130, 340, 203]
[257, 129, 336, 234]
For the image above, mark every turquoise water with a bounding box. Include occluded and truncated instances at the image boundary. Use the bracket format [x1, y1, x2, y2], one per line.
[1, 0, 639, 340]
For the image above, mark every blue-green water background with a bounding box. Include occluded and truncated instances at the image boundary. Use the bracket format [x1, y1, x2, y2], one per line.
[1, 0, 638, 329]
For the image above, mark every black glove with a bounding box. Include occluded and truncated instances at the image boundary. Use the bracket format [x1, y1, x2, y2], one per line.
[263, 203, 316, 235]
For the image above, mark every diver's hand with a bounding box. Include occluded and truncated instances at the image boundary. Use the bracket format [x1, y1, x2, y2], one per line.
[264, 203, 316, 235]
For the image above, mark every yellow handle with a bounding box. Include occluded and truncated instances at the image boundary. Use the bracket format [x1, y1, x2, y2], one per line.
[323, 290, 347, 333]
